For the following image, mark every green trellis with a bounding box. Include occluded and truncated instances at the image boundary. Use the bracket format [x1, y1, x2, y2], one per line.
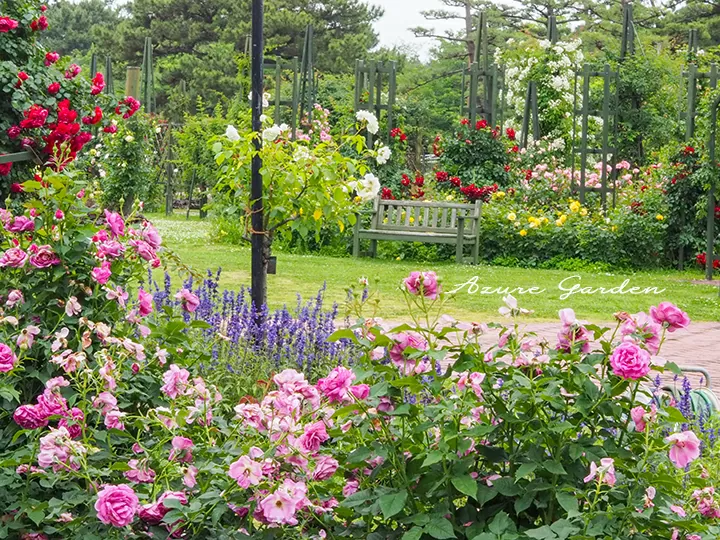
[298, 25, 316, 124]
[460, 12, 504, 128]
[570, 63, 620, 211]
[141, 37, 155, 114]
[263, 57, 300, 138]
[354, 59, 397, 144]
[104, 55, 114, 96]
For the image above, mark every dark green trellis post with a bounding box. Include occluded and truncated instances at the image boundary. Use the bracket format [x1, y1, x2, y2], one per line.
[90, 53, 97, 77]
[104, 56, 114, 95]
[573, 63, 620, 211]
[354, 60, 397, 144]
[688, 28, 700, 63]
[141, 37, 155, 114]
[547, 14, 558, 44]
[620, 2, 635, 62]
[520, 81, 539, 148]
[298, 24, 316, 125]
[706, 95, 720, 281]
[684, 63, 718, 141]
[263, 57, 300, 139]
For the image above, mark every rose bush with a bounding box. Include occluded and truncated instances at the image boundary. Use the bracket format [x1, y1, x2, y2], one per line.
[2, 180, 720, 540]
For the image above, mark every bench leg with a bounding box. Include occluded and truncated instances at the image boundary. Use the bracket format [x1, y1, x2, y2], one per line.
[456, 218, 465, 264]
[472, 237, 479, 265]
[353, 222, 361, 258]
[370, 239, 377, 258]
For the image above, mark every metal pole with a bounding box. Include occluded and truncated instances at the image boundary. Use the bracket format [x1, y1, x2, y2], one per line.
[251, 0, 266, 311]
[706, 95, 720, 281]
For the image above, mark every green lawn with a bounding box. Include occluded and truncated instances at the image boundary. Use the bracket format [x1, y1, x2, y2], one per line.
[149, 213, 720, 323]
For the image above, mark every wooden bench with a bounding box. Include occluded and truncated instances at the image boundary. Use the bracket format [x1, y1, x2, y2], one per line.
[352, 197, 481, 264]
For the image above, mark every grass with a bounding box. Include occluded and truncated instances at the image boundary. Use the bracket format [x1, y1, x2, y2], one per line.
[149, 212, 720, 323]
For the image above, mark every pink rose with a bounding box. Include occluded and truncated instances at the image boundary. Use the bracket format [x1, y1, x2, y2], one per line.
[312, 455, 339, 481]
[609, 342, 651, 380]
[124, 459, 156, 483]
[96, 240, 125, 259]
[583, 457, 616, 486]
[6, 289, 24, 306]
[649, 302, 690, 332]
[631, 405, 647, 432]
[92, 391, 117, 414]
[258, 490, 299, 526]
[389, 332, 430, 374]
[138, 491, 187, 525]
[295, 421, 329, 454]
[94, 484, 138, 527]
[0, 342, 17, 372]
[104, 210, 125, 238]
[317, 366, 356, 403]
[228, 455, 264, 488]
[620, 312, 662, 353]
[142, 222, 162, 249]
[28, 245, 60, 268]
[175, 289, 200, 313]
[13, 404, 48, 429]
[137, 289, 153, 317]
[403, 271, 440, 300]
[104, 409, 126, 430]
[161, 364, 190, 399]
[342, 479, 359, 497]
[129, 239, 156, 261]
[5, 216, 35, 232]
[58, 407, 84, 438]
[169, 436, 194, 463]
[183, 465, 198, 488]
[666, 431, 701, 468]
[91, 261, 112, 284]
[350, 384, 370, 401]
[0, 247, 29, 268]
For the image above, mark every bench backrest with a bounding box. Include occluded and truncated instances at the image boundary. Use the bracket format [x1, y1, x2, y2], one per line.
[371, 197, 481, 235]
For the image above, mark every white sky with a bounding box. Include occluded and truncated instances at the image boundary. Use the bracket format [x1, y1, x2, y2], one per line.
[371, 0, 465, 60]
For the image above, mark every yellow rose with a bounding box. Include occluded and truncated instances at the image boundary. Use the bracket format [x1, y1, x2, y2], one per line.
[514, 221, 521, 227]
[569, 201, 581, 213]
[507, 212, 517, 221]
[555, 219, 564, 226]
[409, 217, 415, 223]
[494, 191, 506, 199]
[656, 214, 664, 221]
[611, 225, 617, 232]
[519, 229, 528, 237]
[580, 208, 588, 216]
[529, 221, 538, 228]
[559, 214, 567, 223]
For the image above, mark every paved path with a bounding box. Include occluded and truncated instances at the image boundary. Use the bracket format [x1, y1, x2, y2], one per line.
[471, 322, 720, 391]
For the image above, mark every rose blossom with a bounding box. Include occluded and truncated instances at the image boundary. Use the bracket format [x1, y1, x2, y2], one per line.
[142, 222, 162, 249]
[295, 421, 329, 454]
[138, 491, 187, 525]
[91, 261, 112, 284]
[58, 407, 84, 438]
[5, 216, 35, 233]
[317, 366, 355, 403]
[229, 455, 264, 488]
[137, 289, 153, 317]
[104, 210, 125, 238]
[169, 436, 194, 463]
[95, 484, 138, 527]
[175, 289, 199, 312]
[161, 364, 191, 399]
[28, 245, 60, 268]
[404, 271, 440, 300]
[104, 409, 126, 431]
[666, 431, 701, 468]
[649, 302, 690, 332]
[65, 296, 81, 317]
[389, 332, 430, 374]
[350, 384, 370, 401]
[0, 342, 18, 372]
[124, 459, 156, 483]
[312, 455, 339, 481]
[609, 342, 651, 380]
[0, 247, 29, 268]
[13, 404, 48, 429]
[583, 457, 616, 486]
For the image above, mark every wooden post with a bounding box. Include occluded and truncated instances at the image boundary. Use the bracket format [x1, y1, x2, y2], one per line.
[125, 67, 141, 99]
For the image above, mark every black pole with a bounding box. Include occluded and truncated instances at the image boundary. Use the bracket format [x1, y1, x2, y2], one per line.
[706, 95, 720, 281]
[251, 0, 266, 312]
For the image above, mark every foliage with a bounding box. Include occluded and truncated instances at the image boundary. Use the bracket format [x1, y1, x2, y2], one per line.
[0, 0, 129, 190]
[437, 117, 513, 189]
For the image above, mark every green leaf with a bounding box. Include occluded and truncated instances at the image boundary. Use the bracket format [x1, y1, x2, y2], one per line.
[451, 475, 478, 500]
[493, 477, 521, 496]
[555, 492, 579, 516]
[488, 511, 512, 535]
[550, 519, 579, 540]
[476, 485, 497, 505]
[515, 462, 537, 480]
[402, 527, 424, 540]
[378, 491, 408, 519]
[424, 517, 456, 539]
[543, 462, 567, 475]
[514, 490, 535, 513]
[422, 450, 444, 468]
[27, 509, 44, 526]
[525, 525, 556, 539]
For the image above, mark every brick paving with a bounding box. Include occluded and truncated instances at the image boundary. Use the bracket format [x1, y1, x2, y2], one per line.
[469, 321, 720, 391]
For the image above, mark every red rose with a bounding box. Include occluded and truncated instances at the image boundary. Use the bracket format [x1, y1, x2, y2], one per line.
[48, 82, 60, 94]
[460, 118, 470, 126]
[103, 124, 118, 134]
[415, 175, 424, 187]
[0, 16, 19, 32]
[19, 105, 49, 129]
[7, 126, 21, 139]
[476, 119, 488, 130]
[0, 163, 12, 176]
[436, 171, 449, 182]
[44, 51, 60, 66]
[91, 72, 105, 95]
[10, 183, 23, 193]
[506, 127, 516, 140]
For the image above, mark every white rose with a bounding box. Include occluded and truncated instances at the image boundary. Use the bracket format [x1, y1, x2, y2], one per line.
[293, 146, 311, 162]
[262, 125, 282, 142]
[356, 110, 379, 135]
[356, 173, 380, 202]
[225, 125, 240, 141]
[376, 145, 392, 165]
[124, 135, 134, 143]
